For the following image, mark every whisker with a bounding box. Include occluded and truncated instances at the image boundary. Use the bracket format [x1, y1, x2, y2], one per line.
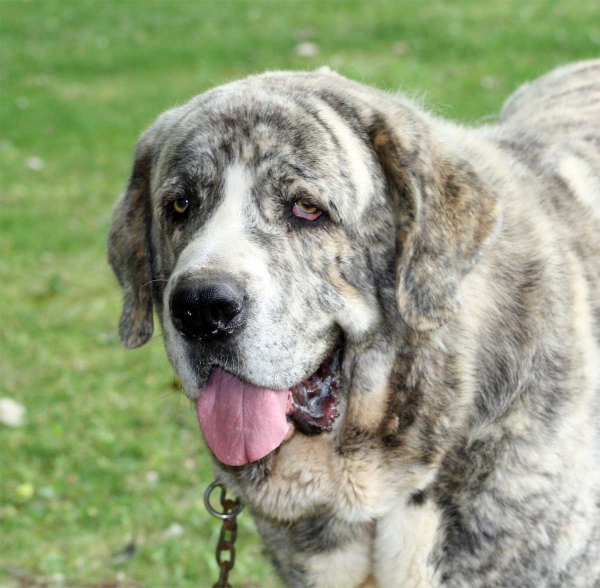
[151, 389, 179, 406]
[140, 278, 169, 291]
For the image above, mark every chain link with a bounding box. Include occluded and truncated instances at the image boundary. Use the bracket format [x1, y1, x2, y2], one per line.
[204, 481, 244, 588]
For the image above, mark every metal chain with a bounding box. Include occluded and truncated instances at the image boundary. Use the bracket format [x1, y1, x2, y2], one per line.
[204, 481, 244, 588]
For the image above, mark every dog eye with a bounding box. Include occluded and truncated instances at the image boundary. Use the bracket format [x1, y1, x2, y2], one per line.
[172, 198, 189, 215]
[293, 199, 323, 221]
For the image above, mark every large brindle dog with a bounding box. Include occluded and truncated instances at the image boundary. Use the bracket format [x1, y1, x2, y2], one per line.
[108, 61, 600, 586]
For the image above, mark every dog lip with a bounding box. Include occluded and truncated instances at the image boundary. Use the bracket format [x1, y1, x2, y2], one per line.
[204, 362, 287, 391]
[206, 344, 342, 391]
[286, 346, 342, 437]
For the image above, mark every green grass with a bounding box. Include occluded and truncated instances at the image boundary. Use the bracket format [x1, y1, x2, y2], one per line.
[1, 1, 598, 586]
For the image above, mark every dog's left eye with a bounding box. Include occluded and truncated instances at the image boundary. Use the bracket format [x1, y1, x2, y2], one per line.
[293, 199, 323, 221]
[172, 198, 189, 215]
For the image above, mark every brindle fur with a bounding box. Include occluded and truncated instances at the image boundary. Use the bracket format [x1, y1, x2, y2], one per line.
[108, 61, 600, 587]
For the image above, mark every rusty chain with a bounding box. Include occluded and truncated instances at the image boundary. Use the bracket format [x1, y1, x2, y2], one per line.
[204, 481, 244, 588]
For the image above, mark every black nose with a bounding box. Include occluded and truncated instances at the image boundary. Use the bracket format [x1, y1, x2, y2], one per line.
[170, 279, 247, 340]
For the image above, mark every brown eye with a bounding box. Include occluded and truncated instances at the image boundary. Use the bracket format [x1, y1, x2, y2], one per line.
[173, 198, 189, 214]
[293, 199, 323, 221]
[297, 200, 318, 214]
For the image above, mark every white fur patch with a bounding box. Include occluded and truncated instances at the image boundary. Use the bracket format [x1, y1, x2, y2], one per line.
[304, 540, 373, 588]
[315, 103, 375, 219]
[174, 163, 251, 274]
[559, 155, 600, 220]
[373, 496, 441, 587]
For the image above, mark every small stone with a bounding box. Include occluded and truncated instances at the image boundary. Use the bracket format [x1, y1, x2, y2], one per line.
[26, 156, 45, 171]
[295, 42, 319, 58]
[165, 523, 184, 537]
[111, 541, 136, 565]
[145, 471, 159, 483]
[0, 398, 25, 427]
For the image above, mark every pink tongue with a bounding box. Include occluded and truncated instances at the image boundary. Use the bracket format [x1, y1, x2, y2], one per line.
[196, 368, 291, 466]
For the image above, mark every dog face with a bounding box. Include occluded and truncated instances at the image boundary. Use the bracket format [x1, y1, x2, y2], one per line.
[158, 94, 391, 394]
[108, 70, 499, 467]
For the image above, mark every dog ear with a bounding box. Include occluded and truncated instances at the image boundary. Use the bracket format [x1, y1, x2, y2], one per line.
[107, 136, 154, 348]
[370, 118, 500, 331]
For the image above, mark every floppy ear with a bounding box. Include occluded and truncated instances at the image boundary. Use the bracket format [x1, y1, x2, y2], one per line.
[370, 118, 501, 331]
[107, 137, 154, 348]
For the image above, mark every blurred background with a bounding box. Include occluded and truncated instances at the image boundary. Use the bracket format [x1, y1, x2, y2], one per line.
[1, 1, 598, 587]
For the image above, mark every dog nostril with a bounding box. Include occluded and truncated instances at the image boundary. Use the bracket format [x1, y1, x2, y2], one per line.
[209, 306, 227, 325]
[217, 300, 241, 320]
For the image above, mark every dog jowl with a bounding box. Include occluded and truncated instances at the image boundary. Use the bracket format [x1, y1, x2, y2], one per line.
[109, 64, 600, 587]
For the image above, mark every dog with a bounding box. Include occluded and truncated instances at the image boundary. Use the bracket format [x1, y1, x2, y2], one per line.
[108, 61, 600, 587]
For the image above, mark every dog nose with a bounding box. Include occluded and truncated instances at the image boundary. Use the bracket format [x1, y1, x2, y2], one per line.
[170, 280, 247, 340]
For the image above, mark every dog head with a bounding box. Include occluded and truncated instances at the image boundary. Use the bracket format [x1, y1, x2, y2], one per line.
[108, 69, 499, 466]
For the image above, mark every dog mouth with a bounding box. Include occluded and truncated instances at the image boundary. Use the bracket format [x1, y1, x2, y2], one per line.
[195, 348, 342, 467]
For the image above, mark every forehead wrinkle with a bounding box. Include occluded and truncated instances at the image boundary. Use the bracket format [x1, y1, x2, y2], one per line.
[248, 182, 283, 231]
[149, 89, 233, 189]
[248, 101, 351, 199]
[249, 93, 369, 220]
[308, 101, 374, 218]
[259, 82, 379, 211]
[172, 86, 258, 144]
[172, 96, 314, 181]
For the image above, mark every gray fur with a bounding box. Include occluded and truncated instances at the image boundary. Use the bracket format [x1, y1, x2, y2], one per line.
[108, 61, 600, 586]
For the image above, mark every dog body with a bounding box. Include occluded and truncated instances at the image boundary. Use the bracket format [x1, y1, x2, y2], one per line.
[109, 62, 600, 587]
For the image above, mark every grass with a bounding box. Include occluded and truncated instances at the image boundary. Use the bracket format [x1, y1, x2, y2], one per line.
[0, 1, 598, 586]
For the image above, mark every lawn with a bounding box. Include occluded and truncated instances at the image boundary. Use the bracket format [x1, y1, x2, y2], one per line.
[1, 1, 598, 587]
